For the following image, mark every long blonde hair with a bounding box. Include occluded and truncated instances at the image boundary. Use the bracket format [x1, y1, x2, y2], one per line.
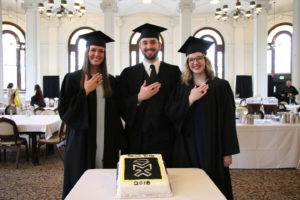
[80, 47, 112, 98]
[181, 56, 215, 85]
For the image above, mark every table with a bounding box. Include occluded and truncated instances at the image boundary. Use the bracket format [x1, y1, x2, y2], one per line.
[285, 104, 300, 111]
[2, 115, 61, 164]
[231, 122, 300, 169]
[43, 106, 58, 110]
[66, 168, 226, 200]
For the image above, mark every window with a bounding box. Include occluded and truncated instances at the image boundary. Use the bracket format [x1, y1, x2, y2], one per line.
[267, 23, 292, 79]
[68, 27, 95, 72]
[2, 22, 26, 90]
[129, 32, 164, 66]
[194, 28, 225, 79]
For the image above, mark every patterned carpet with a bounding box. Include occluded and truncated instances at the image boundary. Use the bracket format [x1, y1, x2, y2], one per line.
[0, 148, 300, 200]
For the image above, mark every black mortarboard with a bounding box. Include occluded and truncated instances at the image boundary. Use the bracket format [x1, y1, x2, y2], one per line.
[178, 36, 213, 56]
[79, 31, 114, 47]
[133, 23, 167, 40]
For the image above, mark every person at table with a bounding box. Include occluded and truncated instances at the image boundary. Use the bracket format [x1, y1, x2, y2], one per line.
[6, 83, 15, 105]
[13, 88, 22, 107]
[30, 84, 46, 107]
[119, 23, 181, 167]
[166, 36, 240, 200]
[280, 80, 298, 104]
[58, 31, 126, 199]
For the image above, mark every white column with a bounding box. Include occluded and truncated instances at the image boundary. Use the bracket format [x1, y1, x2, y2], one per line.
[47, 19, 59, 75]
[233, 22, 245, 75]
[178, 0, 195, 69]
[252, 2, 270, 97]
[0, 0, 4, 102]
[22, 0, 40, 100]
[100, 0, 118, 75]
[292, 0, 300, 103]
[114, 17, 123, 75]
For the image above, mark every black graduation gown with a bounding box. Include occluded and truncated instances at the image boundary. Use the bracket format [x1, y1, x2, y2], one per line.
[281, 86, 299, 103]
[58, 70, 125, 199]
[30, 95, 46, 107]
[119, 62, 181, 166]
[166, 78, 240, 200]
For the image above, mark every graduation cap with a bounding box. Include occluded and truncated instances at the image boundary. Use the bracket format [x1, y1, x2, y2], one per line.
[178, 36, 213, 56]
[79, 31, 114, 47]
[133, 23, 167, 40]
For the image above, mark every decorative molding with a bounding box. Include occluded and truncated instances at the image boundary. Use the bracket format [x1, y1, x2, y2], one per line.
[100, 0, 118, 13]
[21, 2, 36, 12]
[178, 0, 195, 12]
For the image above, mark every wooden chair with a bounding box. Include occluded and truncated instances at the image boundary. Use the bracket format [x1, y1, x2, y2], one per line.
[37, 122, 66, 161]
[34, 107, 45, 115]
[54, 108, 59, 115]
[41, 109, 57, 115]
[278, 103, 287, 112]
[4, 105, 17, 115]
[0, 102, 6, 107]
[0, 117, 29, 168]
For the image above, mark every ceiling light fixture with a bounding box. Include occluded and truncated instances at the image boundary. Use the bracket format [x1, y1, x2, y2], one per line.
[37, 0, 86, 19]
[215, 0, 262, 22]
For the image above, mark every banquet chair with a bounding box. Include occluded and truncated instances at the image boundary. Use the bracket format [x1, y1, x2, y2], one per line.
[54, 108, 59, 115]
[44, 97, 49, 107]
[278, 103, 287, 112]
[41, 109, 57, 115]
[0, 102, 6, 107]
[37, 122, 66, 161]
[0, 117, 29, 168]
[34, 107, 45, 115]
[4, 105, 17, 115]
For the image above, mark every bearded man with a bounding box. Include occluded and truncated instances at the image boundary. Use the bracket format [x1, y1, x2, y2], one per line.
[119, 23, 181, 167]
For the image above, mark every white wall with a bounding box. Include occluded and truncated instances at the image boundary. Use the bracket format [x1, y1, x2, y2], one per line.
[2, 9, 293, 95]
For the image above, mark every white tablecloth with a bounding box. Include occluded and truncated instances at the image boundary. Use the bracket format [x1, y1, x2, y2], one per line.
[43, 106, 58, 110]
[66, 168, 226, 200]
[3, 115, 61, 139]
[285, 104, 300, 111]
[231, 123, 300, 169]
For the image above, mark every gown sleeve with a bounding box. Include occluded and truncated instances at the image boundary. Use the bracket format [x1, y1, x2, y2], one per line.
[58, 72, 89, 130]
[165, 84, 191, 134]
[221, 80, 240, 156]
[293, 86, 299, 95]
[119, 68, 139, 127]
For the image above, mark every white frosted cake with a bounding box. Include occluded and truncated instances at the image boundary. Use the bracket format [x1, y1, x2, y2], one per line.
[116, 154, 172, 199]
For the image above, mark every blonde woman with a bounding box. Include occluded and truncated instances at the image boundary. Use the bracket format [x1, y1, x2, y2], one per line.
[166, 36, 240, 200]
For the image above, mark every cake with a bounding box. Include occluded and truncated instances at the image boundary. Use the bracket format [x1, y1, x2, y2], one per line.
[116, 154, 172, 199]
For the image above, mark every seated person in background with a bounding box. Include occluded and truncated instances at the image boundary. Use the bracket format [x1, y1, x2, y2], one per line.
[30, 84, 46, 107]
[6, 83, 15, 105]
[281, 80, 299, 104]
[13, 88, 22, 107]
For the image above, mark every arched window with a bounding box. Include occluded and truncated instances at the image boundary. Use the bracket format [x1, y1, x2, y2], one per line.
[129, 32, 164, 66]
[267, 23, 292, 80]
[194, 28, 225, 79]
[2, 22, 26, 90]
[68, 27, 95, 72]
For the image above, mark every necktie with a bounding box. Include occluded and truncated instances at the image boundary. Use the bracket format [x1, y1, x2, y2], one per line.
[150, 64, 156, 81]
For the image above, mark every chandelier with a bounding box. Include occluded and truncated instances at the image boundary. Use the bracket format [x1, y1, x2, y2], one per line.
[215, 0, 262, 22]
[37, 0, 86, 19]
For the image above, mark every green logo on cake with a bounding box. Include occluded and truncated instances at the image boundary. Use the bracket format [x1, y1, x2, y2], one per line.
[124, 157, 162, 180]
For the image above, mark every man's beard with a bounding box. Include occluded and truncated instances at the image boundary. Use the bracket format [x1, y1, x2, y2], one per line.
[142, 49, 159, 61]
